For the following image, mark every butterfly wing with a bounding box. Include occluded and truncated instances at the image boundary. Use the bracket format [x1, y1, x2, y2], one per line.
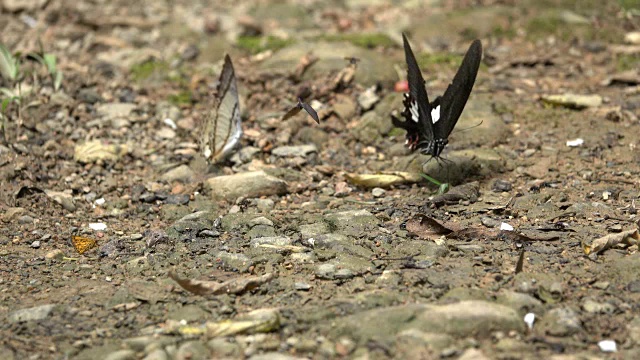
[201, 55, 242, 163]
[282, 105, 302, 121]
[299, 101, 320, 124]
[433, 40, 482, 140]
[401, 33, 435, 142]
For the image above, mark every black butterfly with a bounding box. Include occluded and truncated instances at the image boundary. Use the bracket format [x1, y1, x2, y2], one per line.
[282, 98, 320, 124]
[391, 33, 482, 160]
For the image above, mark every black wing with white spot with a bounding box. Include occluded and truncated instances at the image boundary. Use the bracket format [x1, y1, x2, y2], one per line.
[401, 33, 435, 142]
[391, 34, 482, 158]
[433, 39, 482, 140]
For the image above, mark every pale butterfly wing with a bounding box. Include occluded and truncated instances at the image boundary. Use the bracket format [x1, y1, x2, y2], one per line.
[201, 54, 242, 163]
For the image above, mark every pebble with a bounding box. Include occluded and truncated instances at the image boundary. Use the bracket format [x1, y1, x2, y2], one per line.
[481, 217, 501, 228]
[104, 349, 136, 360]
[18, 215, 35, 224]
[371, 187, 386, 198]
[294, 282, 311, 291]
[257, 198, 275, 212]
[45, 249, 65, 260]
[492, 179, 512, 192]
[30, 240, 40, 248]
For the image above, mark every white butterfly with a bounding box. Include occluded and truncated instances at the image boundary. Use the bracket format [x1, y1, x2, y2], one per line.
[200, 55, 242, 164]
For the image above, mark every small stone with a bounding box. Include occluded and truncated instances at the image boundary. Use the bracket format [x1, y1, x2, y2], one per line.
[30, 240, 40, 248]
[492, 179, 512, 192]
[248, 216, 275, 227]
[161, 165, 195, 183]
[480, 217, 501, 228]
[8, 304, 57, 323]
[104, 349, 136, 360]
[18, 215, 35, 224]
[294, 282, 311, 291]
[257, 198, 275, 212]
[316, 263, 337, 279]
[335, 268, 354, 280]
[45, 249, 65, 260]
[1, 207, 26, 222]
[204, 171, 288, 201]
[592, 281, 610, 290]
[271, 144, 317, 157]
[582, 299, 616, 314]
[164, 194, 190, 205]
[539, 307, 582, 336]
[142, 349, 169, 360]
[357, 86, 380, 110]
[371, 187, 386, 198]
[156, 127, 176, 140]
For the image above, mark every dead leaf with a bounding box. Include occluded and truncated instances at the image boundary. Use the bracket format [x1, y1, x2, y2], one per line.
[205, 308, 280, 337]
[169, 272, 275, 297]
[540, 93, 603, 109]
[515, 248, 525, 274]
[405, 214, 459, 239]
[582, 228, 639, 255]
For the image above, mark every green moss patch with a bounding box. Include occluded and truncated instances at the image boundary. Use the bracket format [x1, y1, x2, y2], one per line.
[130, 60, 169, 82]
[321, 33, 396, 49]
[237, 36, 295, 54]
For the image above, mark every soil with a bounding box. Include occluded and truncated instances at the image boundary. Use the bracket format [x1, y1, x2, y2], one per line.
[1, 0, 640, 359]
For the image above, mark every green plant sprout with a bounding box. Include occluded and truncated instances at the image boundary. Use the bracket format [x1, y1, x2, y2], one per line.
[0, 44, 19, 82]
[419, 173, 450, 195]
[31, 52, 63, 91]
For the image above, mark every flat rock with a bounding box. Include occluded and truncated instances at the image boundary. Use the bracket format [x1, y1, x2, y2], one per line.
[8, 304, 57, 323]
[204, 171, 287, 201]
[74, 140, 129, 163]
[271, 144, 317, 157]
[331, 300, 524, 343]
[260, 41, 397, 87]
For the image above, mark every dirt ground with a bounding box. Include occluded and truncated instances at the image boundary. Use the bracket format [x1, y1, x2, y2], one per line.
[1, 0, 640, 359]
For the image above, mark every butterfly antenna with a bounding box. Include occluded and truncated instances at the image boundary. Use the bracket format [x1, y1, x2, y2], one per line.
[451, 119, 484, 134]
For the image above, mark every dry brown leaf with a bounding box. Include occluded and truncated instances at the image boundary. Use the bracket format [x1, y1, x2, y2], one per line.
[583, 228, 639, 255]
[405, 214, 458, 239]
[169, 272, 275, 297]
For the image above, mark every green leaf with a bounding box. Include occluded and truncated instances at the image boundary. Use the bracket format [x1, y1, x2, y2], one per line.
[419, 173, 442, 186]
[1, 98, 11, 113]
[43, 53, 57, 74]
[53, 71, 63, 91]
[437, 183, 450, 195]
[0, 44, 19, 81]
[0, 87, 16, 98]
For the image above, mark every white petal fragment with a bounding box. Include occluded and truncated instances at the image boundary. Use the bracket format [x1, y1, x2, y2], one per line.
[566, 138, 584, 147]
[500, 222, 514, 231]
[524, 313, 535, 330]
[598, 340, 617, 353]
[89, 222, 107, 231]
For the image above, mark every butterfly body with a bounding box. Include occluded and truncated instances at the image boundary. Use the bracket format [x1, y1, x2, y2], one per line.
[201, 55, 242, 164]
[392, 34, 482, 160]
